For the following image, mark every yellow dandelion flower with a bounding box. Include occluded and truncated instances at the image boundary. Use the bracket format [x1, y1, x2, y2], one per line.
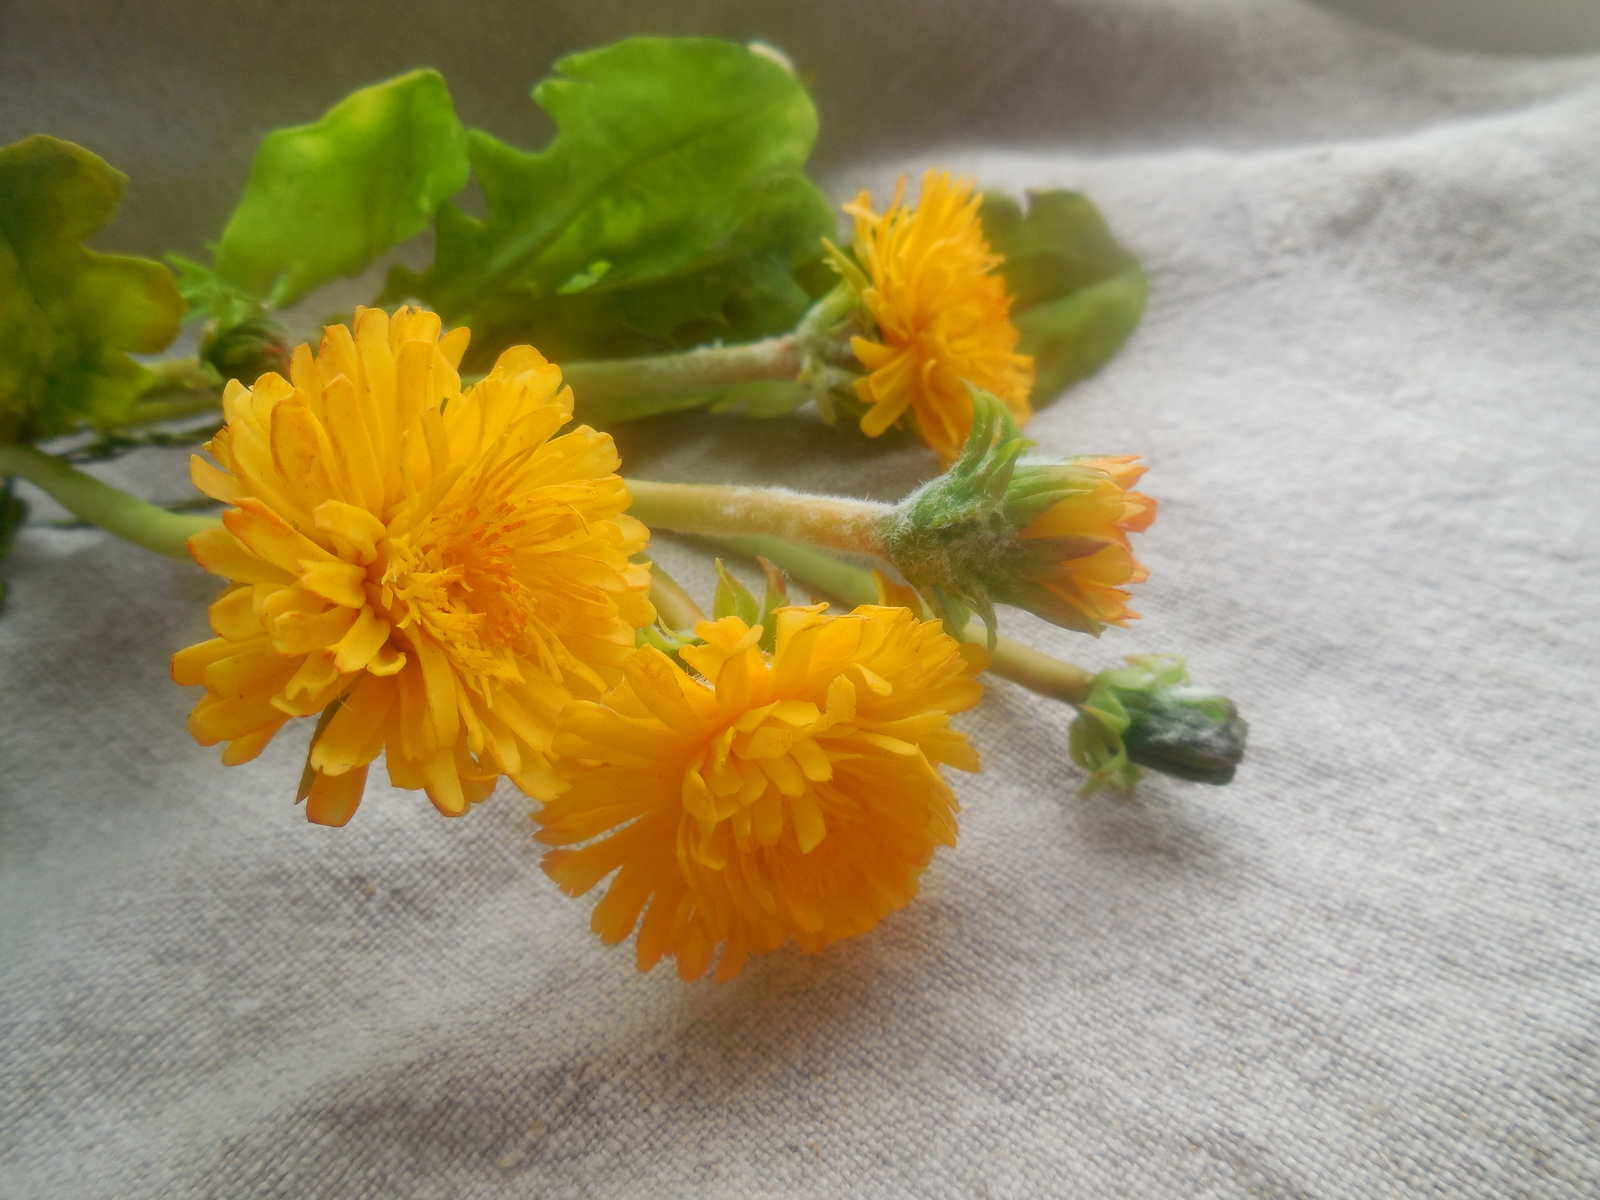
[170, 306, 654, 826]
[536, 604, 987, 982]
[844, 170, 1034, 464]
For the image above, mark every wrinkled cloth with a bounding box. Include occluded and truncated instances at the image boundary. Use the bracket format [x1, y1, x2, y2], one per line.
[3, 1, 1599, 1196]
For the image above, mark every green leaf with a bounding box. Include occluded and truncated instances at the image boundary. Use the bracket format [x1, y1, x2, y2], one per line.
[387, 38, 835, 368]
[980, 190, 1147, 407]
[213, 69, 469, 308]
[0, 136, 184, 442]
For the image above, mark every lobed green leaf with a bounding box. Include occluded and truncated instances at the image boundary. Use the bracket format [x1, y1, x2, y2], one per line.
[980, 190, 1147, 406]
[0, 136, 184, 442]
[212, 69, 469, 308]
[387, 38, 835, 369]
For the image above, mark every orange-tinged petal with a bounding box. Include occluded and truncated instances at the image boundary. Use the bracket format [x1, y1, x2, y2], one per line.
[305, 766, 369, 827]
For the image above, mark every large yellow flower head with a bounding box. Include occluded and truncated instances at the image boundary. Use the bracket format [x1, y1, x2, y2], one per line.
[535, 604, 987, 982]
[844, 170, 1035, 464]
[171, 306, 654, 826]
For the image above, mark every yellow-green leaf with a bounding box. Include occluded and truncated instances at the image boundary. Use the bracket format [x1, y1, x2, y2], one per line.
[213, 69, 469, 308]
[0, 136, 183, 442]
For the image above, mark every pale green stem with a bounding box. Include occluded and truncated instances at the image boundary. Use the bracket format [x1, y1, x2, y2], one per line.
[646, 562, 708, 629]
[127, 334, 804, 431]
[0, 443, 219, 560]
[625, 479, 888, 557]
[702, 533, 1095, 706]
[562, 335, 800, 419]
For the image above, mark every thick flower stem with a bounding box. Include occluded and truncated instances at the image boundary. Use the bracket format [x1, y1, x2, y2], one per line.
[701, 532, 1095, 706]
[119, 335, 805, 430]
[562, 335, 801, 423]
[0, 443, 218, 560]
[625, 479, 889, 557]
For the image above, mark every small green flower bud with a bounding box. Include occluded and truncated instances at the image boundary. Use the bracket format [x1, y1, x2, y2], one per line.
[201, 316, 292, 386]
[876, 388, 1155, 644]
[1068, 655, 1247, 794]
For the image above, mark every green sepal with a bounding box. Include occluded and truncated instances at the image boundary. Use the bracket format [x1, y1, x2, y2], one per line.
[635, 621, 702, 668]
[1068, 655, 1247, 794]
[794, 275, 871, 425]
[0, 136, 185, 442]
[713, 556, 791, 652]
[880, 388, 1061, 645]
[387, 38, 834, 369]
[980, 190, 1146, 407]
[713, 558, 761, 624]
[213, 69, 469, 308]
[296, 695, 348, 803]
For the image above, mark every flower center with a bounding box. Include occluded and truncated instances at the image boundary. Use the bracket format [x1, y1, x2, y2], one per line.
[379, 498, 538, 688]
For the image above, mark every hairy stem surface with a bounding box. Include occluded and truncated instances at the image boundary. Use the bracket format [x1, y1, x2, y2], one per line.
[626, 479, 888, 558]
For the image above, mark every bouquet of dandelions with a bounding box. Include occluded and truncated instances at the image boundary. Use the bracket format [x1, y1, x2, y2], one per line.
[0, 37, 1245, 982]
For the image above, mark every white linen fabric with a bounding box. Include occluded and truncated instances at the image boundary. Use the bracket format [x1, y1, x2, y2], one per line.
[2, 1, 1598, 1196]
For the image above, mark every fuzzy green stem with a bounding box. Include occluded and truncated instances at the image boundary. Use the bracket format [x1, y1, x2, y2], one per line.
[625, 479, 888, 557]
[564, 335, 801, 424]
[702, 533, 1094, 705]
[0, 443, 219, 559]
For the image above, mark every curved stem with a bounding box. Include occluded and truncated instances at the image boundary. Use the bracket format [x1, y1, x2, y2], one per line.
[626, 479, 888, 557]
[563, 335, 801, 424]
[0, 443, 218, 560]
[123, 391, 224, 427]
[702, 533, 1094, 706]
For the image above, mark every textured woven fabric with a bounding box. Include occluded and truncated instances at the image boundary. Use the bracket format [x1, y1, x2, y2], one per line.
[3, 2, 1598, 1196]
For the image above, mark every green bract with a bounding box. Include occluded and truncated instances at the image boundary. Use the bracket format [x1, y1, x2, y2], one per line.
[979, 190, 1147, 406]
[880, 390, 1129, 643]
[388, 38, 834, 368]
[210, 69, 469, 309]
[0, 136, 184, 442]
[1069, 655, 1248, 794]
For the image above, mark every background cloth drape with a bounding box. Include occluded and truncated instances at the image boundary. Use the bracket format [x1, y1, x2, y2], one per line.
[3, 1, 1598, 1195]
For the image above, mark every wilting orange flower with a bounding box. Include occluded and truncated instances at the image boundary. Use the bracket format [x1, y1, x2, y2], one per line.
[1014, 455, 1158, 632]
[170, 307, 653, 826]
[843, 170, 1034, 464]
[536, 605, 986, 982]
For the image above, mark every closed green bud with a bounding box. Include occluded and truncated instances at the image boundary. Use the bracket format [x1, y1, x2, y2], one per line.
[1068, 655, 1247, 794]
[201, 316, 292, 386]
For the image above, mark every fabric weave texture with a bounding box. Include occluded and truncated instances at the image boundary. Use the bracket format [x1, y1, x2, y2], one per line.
[2, 1, 1598, 1196]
